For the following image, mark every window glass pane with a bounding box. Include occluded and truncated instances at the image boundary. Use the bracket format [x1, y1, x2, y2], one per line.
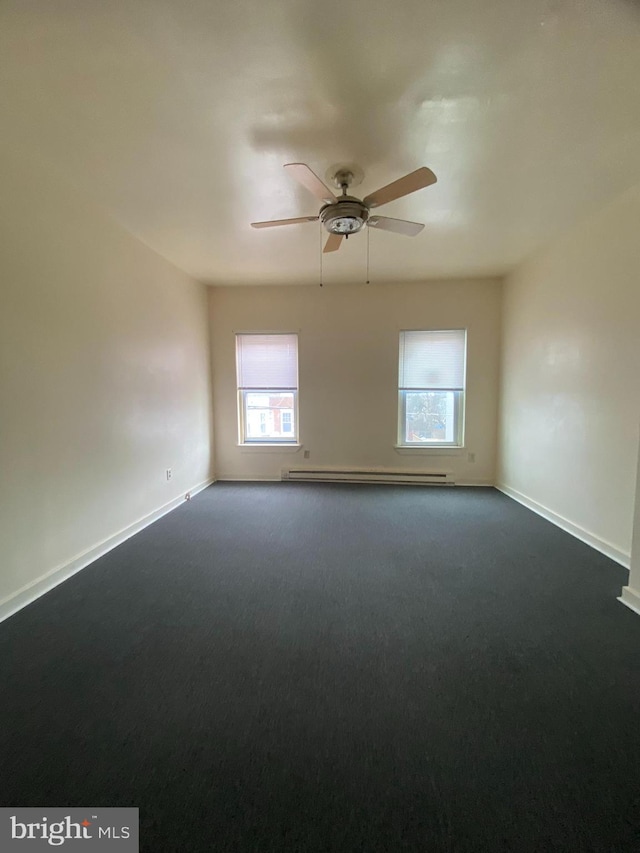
[403, 391, 457, 444]
[244, 392, 296, 441]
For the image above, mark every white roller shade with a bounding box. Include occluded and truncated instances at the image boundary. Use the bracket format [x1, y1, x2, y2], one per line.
[236, 334, 298, 389]
[399, 330, 466, 390]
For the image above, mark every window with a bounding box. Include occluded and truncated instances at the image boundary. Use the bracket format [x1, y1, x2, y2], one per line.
[398, 330, 466, 446]
[236, 333, 298, 443]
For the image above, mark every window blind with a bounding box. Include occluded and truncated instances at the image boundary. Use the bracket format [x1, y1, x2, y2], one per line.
[236, 334, 298, 389]
[399, 330, 466, 390]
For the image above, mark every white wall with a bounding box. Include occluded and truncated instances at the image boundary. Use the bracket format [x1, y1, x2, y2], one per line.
[209, 279, 502, 483]
[498, 183, 640, 565]
[0, 145, 214, 612]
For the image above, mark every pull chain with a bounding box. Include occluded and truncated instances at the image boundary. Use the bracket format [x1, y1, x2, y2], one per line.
[366, 226, 370, 284]
[319, 224, 323, 287]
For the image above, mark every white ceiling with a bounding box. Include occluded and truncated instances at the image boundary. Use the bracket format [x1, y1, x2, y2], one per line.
[2, 0, 640, 286]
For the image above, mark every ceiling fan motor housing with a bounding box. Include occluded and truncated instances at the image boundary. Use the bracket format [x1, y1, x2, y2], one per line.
[320, 197, 369, 235]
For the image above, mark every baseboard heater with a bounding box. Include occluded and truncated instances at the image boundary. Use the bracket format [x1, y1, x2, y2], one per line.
[282, 467, 454, 486]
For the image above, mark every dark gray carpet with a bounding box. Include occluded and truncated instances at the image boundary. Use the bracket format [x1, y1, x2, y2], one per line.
[1, 484, 639, 852]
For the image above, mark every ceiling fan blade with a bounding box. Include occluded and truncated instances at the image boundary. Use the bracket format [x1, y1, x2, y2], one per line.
[367, 216, 424, 237]
[284, 163, 337, 204]
[323, 233, 343, 253]
[251, 216, 318, 229]
[363, 167, 437, 209]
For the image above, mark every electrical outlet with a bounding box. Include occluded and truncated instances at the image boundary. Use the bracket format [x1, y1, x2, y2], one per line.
[467, 452, 475, 463]
[166, 468, 172, 481]
[304, 450, 310, 459]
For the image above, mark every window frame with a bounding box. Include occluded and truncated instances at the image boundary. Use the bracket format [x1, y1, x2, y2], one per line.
[235, 333, 299, 446]
[397, 329, 467, 449]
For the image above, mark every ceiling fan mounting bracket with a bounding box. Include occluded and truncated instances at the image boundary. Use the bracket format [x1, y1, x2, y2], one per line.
[335, 169, 353, 191]
[326, 162, 365, 191]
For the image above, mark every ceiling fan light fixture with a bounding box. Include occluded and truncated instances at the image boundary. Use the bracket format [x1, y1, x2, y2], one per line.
[320, 200, 369, 235]
[330, 216, 362, 234]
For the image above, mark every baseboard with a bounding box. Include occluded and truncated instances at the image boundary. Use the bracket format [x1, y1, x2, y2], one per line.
[0, 477, 215, 625]
[497, 483, 630, 568]
[618, 586, 640, 617]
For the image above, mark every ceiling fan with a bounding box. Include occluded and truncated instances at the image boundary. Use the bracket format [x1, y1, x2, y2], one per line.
[251, 163, 437, 253]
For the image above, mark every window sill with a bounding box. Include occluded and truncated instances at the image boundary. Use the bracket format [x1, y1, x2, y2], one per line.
[394, 445, 465, 457]
[237, 443, 302, 453]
